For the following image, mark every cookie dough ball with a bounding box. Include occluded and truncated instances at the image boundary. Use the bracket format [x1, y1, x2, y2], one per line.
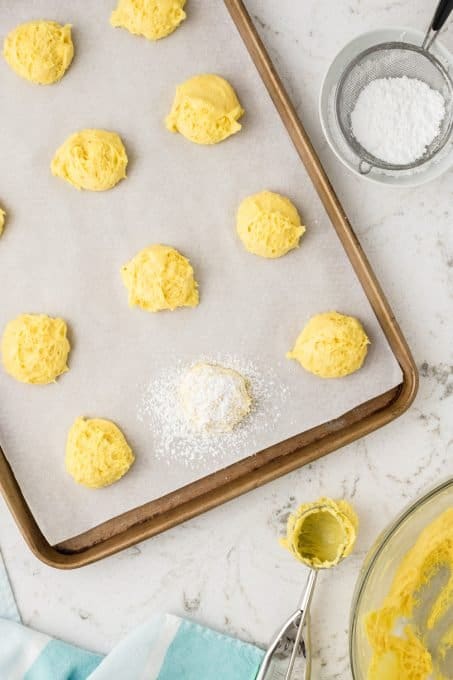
[121, 244, 199, 312]
[3, 21, 74, 85]
[51, 129, 128, 191]
[66, 417, 134, 489]
[180, 362, 252, 433]
[1, 314, 70, 384]
[287, 311, 369, 378]
[110, 0, 186, 41]
[165, 74, 244, 145]
[0, 208, 5, 237]
[237, 191, 305, 258]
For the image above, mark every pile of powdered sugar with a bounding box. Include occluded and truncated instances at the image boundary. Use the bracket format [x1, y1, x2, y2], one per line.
[350, 75, 446, 166]
[137, 355, 290, 467]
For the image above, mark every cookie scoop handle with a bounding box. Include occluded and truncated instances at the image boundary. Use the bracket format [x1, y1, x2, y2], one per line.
[284, 570, 317, 680]
[423, 0, 453, 50]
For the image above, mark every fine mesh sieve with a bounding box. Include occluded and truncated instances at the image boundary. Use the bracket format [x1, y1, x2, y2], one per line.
[335, 0, 453, 173]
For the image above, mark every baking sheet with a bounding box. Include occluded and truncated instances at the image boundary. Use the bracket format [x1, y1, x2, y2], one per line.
[0, 0, 402, 544]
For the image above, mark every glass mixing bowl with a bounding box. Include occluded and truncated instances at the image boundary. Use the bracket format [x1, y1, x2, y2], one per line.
[349, 478, 453, 678]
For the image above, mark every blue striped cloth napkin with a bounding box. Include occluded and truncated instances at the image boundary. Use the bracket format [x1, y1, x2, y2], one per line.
[0, 552, 264, 679]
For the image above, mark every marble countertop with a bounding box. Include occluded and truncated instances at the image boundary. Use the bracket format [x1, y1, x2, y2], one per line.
[0, 1, 452, 678]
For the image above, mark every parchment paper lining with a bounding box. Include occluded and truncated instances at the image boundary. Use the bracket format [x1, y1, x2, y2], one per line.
[0, 0, 401, 543]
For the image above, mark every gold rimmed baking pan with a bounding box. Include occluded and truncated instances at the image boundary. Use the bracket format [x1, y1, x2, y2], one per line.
[0, 0, 417, 568]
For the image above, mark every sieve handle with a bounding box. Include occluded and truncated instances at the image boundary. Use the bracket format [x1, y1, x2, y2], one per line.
[423, 0, 453, 49]
[431, 0, 453, 31]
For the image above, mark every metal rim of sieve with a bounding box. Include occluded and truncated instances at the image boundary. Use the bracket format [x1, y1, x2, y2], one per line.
[335, 41, 453, 172]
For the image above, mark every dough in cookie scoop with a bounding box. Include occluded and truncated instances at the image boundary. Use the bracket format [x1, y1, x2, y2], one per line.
[1, 314, 70, 384]
[66, 417, 134, 489]
[3, 21, 74, 85]
[51, 129, 128, 191]
[280, 497, 358, 569]
[121, 244, 199, 312]
[110, 0, 186, 41]
[180, 362, 252, 433]
[237, 191, 305, 258]
[287, 312, 369, 378]
[166, 74, 244, 144]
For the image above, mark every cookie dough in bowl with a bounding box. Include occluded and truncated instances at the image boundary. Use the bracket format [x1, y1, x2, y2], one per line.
[237, 190, 305, 258]
[287, 311, 369, 378]
[180, 362, 252, 433]
[165, 74, 244, 144]
[350, 480, 453, 680]
[51, 129, 128, 191]
[121, 244, 199, 312]
[110, 0, 187, 41]
[365, 510, 453, 679]
[1, 313, 70, 384]
[0, 207, 5, 237]
[3, 21, 74, 85]
[66, 417, 135, 489]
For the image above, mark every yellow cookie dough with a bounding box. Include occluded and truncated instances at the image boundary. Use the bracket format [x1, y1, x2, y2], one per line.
[179, 362, 252, 433]
[287, 311, 369, 378]
[110, 0, 186, 41]
[165, 74, 244, 145]
[0, 208, 5, 237]
[280, 497, 358, 569]
[237, 190, 305, 258]
[1, 314, 70, 384]
[3, 21, 74, 85]
[121, 244, 199, 312]
[66, 417, 134, 489]
[51, 129, 128, 191]
[366, 508, 453, 680]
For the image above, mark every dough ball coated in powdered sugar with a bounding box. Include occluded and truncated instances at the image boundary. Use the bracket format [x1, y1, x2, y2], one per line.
[179, 362, 252, 434]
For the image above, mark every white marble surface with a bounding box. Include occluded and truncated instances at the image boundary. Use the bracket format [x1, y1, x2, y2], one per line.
[0, 1, 452, 678]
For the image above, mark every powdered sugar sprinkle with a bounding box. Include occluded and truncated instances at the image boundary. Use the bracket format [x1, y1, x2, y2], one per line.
[137, 355, 290, 468]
